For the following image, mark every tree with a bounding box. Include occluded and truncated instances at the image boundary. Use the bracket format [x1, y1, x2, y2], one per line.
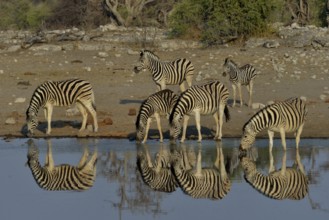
[103, 0, 156, 26]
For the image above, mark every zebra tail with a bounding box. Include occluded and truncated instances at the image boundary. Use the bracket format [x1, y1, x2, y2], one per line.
[224, 105, 230, 122]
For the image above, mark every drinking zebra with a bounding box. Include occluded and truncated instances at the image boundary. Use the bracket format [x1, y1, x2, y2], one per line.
[240, 97, 307, 151]
[26, 139, 98, 191]
[136, 144, 178, 192]
[133, 49, 195, 91]
[222, 57, 257, 107]
[136, 89, 178, 143]
[240, 149, 308, 200]
[169, 80, 230, 142]
[26, 78, 98, 136]
[171, 143, 231, 200]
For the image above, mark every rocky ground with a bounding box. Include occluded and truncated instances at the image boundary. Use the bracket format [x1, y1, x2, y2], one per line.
[0, 26, 328, 141]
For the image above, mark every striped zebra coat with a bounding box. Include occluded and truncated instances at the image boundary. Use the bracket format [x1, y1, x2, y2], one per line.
[223, 58, 257, 107]
[135, 89, 178, 143]
[137, 144, 178, 193]
[169, 80, 230, 142]
[134, 49, 195, 91]
[171, 143, 231, 200]
[240, 97, 307, 151]
[240, 149, 308, 200]
[26, 78, 98, 136]
[26, 140, 97, 191]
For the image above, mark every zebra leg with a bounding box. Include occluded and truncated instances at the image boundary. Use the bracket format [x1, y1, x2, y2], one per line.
[268, 149, 275, 173]
[179, 82, 186, 92]
[181, 115, 190, 143]
[154, 113, 163, 142]
[77, 147, 89, 169]
[45, 140, 55, 170]
[194, 112, 202, 142]
[195, 149, 203, 178]
[268, 130, 274, 152]
[247, 80, 254, 107]
[84, 102, 98, 132]
[232, 84, 236, 107]
[185, 74, 193, 88]
[45, 105, 53, 135]
[143, 118, 152, 143]
[238, 83, 243, 107]
[279, 128, 287, 151]
[295, 123, 304, 149]
[76, 102, 88, 131]
[213, 112, 220, 140]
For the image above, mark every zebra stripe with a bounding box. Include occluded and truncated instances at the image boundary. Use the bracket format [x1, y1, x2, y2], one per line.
[171, 144, 231, 200]
[137, 144, 178, 193]
[223, 57, 257, 107]
[169, 80, 230, 142]
[136, 89, 178, 143]
[134, 49, 195, 91]
[26, 140, 97, 191]
[240, 97, 307, 151]
[26, 78, 98, 136]
[240, 150, 308, 200]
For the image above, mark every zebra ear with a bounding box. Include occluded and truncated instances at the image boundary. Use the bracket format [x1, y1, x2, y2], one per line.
[140, 50, 144, 56]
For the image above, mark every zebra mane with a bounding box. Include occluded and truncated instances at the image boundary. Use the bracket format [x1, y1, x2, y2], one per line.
[142, 49, 160, 60]
[224, 57, 238, 67]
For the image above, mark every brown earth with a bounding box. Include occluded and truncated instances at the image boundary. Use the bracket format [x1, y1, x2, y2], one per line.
[0, 44, 328, 140]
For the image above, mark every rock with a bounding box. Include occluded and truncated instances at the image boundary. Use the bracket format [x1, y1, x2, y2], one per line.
[14, 97, 26, 103]
[128, 108, 136, 116]
[98, 52, 109, 58]
[7, 45, 21, 52]
[320, 94, 327, 101]
[5, 117, 16, 125]
[251, 103, 265, 110]
[102, 117, 113, 125]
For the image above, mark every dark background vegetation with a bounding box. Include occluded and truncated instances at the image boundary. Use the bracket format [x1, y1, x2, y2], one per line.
[0, 0, 328, 45]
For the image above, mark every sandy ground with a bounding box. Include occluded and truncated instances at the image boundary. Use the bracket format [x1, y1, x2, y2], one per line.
[0, 44, 328, 141]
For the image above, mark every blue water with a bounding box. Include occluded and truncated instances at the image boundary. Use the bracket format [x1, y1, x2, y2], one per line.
[0, 138, 328, 220]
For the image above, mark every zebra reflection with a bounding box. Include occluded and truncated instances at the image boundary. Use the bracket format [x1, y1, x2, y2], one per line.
[136, 144, 178, 193]
[240, 149, 308, 200]
[26, 139, 97, 191]
[171, 142, 231, 200]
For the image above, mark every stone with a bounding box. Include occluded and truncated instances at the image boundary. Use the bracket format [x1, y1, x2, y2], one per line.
[128, 108, 136, 116]
[5, 117, 16, 125]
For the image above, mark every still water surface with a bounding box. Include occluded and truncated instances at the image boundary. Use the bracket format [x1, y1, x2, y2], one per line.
[0, 138, 328, 220]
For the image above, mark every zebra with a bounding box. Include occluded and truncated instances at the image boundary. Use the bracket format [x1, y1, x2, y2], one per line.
[26, 139, 98, 191]
[171, 142, 231, 200]
[222, 57, 257, 107]
[240, 97, 307, 151]
[240, 149, 308, 200]
[25, 78, 98, 136]
[136, 89, 178, 143]
[136, 144, 178, 192]
[133, 49, 195, 91]
[169, 80, 230, 142]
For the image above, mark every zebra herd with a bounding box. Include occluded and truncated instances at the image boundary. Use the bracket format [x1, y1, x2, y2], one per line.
[24, 49, 309, 196]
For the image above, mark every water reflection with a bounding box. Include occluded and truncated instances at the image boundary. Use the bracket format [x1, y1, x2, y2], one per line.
[240, 148, 308, 200]
[171, 142, 231, 200]
[136, 144, 178, 192]
[26, 139, 97, 191]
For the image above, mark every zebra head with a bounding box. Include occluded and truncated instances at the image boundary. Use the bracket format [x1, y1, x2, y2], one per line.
[26, 139, 39, 167]
[240, 125, 256, 150]
[240, 156, 257, 180]
[169, 118, 182, 141]
[222, 57, 236, 77]
[133, 50, 158, 73]
[26, 112, 38, 137]
[135, 124, 146, 143]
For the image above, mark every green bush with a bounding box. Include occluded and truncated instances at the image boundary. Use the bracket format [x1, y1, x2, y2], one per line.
[0, 0, 53, 30]
[168, 0, 278, 45]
